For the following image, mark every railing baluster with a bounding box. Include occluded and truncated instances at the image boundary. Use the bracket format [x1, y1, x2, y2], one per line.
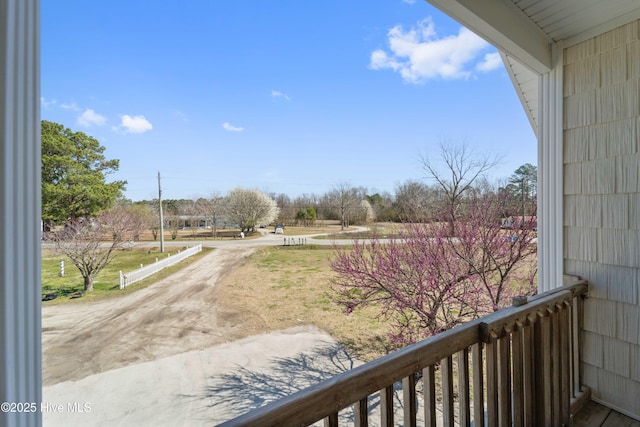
[541, 310, 553, 427]
[354, 398, 368, 427]
[512, 323, 524, 427]
[472, 343, 485, 427]
[324, 412, 338, 427]
[423, 365, 436, 427]
[403, 374, 417, 427]
[551, 307, 561, 426]
[572, 295, 580, 398]
[497, 334, 512, 427]
[440, 356, 454, 426]
[486, 337, 498, 426]
[457, 348, 470, 427]
[442, 356, 454, 427]
[380, 385, 394, 427]
[568, 298, 580, 398]
[522, 316, 535, 426]
[560, 302, 571, 425]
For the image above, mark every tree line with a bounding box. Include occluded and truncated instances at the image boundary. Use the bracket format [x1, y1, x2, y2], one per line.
[42, 118, 538, 319]
[42, 120, 536, 235]
[128, 162, 536, 239]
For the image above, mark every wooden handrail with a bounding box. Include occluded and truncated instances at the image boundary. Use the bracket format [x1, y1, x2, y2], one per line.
[218, 322, 482, 427]
[479, 280, 588, 341]
[218, 281, 588, 427]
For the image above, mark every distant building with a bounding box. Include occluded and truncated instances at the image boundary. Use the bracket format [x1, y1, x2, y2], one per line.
[500, 215, 537, 230]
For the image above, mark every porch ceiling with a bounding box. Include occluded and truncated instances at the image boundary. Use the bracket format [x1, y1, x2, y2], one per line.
[513, 0, 640, 43]
[426, 0, 640, 135]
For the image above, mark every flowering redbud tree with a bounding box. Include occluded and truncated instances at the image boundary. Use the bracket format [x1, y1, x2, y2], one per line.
[330, 191, 537, 347]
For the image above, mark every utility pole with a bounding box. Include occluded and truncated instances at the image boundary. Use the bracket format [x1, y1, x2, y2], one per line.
[158, 172, 165, 253]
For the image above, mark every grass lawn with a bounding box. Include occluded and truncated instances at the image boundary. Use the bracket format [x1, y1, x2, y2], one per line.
[41, 245, 212, 304]
[214, 245, 395, 361]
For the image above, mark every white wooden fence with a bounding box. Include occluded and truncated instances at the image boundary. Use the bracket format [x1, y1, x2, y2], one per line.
[119, 244, 202, 289]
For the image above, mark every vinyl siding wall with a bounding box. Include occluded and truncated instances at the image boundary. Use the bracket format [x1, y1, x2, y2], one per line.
[563, 19, 640, 418]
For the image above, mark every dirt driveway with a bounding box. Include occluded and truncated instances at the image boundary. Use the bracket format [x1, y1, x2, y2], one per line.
[40, 230, 371, 425]
[42, 246, 257, 385]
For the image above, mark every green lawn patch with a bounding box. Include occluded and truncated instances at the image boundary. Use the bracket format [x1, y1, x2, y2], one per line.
[41, 245, 212, 304]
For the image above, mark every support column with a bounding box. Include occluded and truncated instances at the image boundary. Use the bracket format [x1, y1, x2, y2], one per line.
[537, 41, 564, 292]
[0, 1, 42, 426]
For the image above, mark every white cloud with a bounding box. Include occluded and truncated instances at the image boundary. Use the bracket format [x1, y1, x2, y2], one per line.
[60, 101, 81, 111]
[222, 122, 244, 132]
[271, 90, 291, 101]
[41, 97, 57, 108]
[476, 51, 503, 72]
[370, 17, 498, 83]
[77, 109, 107, 127]
[120, 115, 153, 134]
[402, 0, 417, 4]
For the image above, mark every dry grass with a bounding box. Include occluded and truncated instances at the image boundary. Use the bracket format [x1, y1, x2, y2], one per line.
[214, 245, 395, 361]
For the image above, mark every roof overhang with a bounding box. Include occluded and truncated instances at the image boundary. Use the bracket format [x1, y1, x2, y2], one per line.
[426, 0, 553, 74]
[426, 0, 640, 136]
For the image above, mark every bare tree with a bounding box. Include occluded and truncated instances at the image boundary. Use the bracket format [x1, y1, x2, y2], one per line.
[148, 200, 161, 241]
[329, 182, 361, 230]
[274, 193, 295, 226]
[421, 143, 500, 233]
[50, 211, 128, 291]
[100, 202, 152, 242]
[394, 180, 438, 222]
[168, 219, 180, 240]
[198, 193, 225, 239]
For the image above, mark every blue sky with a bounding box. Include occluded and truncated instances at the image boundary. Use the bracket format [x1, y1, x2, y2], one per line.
[41, 0, 537, 202]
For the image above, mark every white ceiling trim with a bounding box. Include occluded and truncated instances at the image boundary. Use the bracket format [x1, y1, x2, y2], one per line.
[427, 0, 553, 73]
[563, 6, 640, 47]
[501, 52, 538, 135]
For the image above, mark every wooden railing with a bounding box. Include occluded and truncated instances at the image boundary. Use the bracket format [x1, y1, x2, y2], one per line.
[219, 281, 588, 427]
